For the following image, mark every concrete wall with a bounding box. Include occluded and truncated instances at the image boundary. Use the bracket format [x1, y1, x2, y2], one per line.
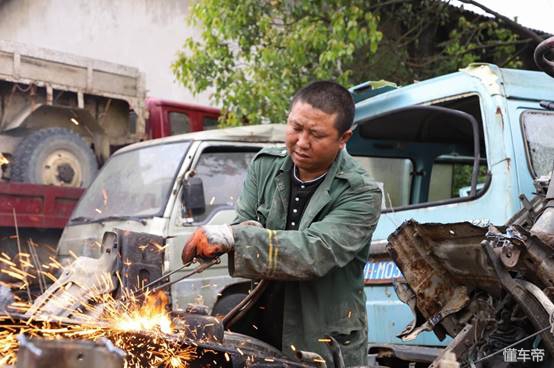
[0, 0, 212, 105]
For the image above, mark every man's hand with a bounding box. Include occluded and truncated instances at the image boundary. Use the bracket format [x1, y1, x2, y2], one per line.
[181, 225, 234, 265]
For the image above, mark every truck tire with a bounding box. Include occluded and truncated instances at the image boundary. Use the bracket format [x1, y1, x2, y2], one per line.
[11, 127, 98, 187]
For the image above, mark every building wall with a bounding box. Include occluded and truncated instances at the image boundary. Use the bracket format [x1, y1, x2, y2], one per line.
[0, 0, 212, 105]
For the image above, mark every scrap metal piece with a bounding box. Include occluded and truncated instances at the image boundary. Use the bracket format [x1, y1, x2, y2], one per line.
[393, 279, 419, 338]
[25, 232, 120, 319]
[510, 225, 554, 289]
[399, 286, 470, 341]
[115, 230, 164, 296]
[486, 226, 526, 269]
[295, 350, 327, 368]
[481, 239, 554, 356]
[16, 335, 125, 368]
[387, 221, 500, 340]
[429, 324, 473, 368]
[368, 344, 443, 364]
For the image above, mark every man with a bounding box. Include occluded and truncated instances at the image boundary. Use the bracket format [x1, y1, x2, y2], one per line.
[182, 81, 382, 366]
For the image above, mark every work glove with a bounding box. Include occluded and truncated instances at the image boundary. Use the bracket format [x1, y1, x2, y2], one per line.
[181, 225, 234, 265]
[181, 221, 263, 265]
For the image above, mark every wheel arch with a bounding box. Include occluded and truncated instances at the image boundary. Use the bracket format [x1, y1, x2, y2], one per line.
[15, 105, 109, 161]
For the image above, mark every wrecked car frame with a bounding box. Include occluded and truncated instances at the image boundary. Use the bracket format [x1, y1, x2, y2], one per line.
[388, 172, 554, 367]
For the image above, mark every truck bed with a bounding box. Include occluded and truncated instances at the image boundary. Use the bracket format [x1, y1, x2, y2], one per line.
[0, 40, 144, 99]
[0, 182, 83, 229]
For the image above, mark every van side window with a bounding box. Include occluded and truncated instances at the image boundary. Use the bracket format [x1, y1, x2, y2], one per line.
[169, 112, 191, 135]
[191, 149, 258, 222]
[353, 157, 413, 208]
[521, 110, 554, 178]
[429, 158, 488, 201]
[349, 95, 488, 210]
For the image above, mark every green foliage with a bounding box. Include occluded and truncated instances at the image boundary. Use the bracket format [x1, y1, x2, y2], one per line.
[361, 0, 527, 84]
[438, 16, 523, 74]
[451, 163, 489, 198]
[173, 0, 527, 125]
[173, 0, 381, 126]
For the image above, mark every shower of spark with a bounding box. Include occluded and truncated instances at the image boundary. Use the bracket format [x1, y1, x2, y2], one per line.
[0, 252, 197, 367]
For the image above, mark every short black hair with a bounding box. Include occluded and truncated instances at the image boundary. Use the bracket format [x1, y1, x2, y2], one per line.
[291, 80, 354, 135]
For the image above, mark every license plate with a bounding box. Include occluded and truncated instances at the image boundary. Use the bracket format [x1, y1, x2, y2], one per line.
[364, 260, 402, 284]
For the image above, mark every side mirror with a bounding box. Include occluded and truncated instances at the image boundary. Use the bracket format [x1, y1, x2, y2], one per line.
[181, 176, 206, 216]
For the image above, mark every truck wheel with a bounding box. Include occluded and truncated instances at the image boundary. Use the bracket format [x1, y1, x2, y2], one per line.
[212, 293, 248, 317]
[11, 127, 98, 187]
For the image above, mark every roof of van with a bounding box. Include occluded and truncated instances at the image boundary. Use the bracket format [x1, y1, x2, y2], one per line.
[354, 63, 554, 123]
[117, 124, 286, 154]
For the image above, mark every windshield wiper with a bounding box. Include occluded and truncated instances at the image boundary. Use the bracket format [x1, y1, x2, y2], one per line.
[68, 216, 95, 225]
[68, 215, 148, 225]
[93, 215, 148, 225]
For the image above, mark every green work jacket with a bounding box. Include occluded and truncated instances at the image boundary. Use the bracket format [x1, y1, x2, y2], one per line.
[229, 146, 382, 367]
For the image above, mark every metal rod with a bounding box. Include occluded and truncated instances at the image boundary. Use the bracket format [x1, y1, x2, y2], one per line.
[223, 279, 268, 329]
[27, 239, 45, 294]
[133, 258, 220, 297]
[138, 263, 189, 292]
[12, 208, 32, 303]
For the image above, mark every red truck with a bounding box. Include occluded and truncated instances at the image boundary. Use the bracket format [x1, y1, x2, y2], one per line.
[0, 41, 220, 263]
[0, 40, 220, 187]
[0, 99, 219, 270]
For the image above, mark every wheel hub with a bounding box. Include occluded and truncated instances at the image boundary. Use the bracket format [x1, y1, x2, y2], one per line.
[41, 150, 82, 187]
[56, 163, 75, 184]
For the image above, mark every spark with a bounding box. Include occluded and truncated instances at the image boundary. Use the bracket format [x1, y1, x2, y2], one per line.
[0, 153, 9, 165]
[0, 253, 198, 367]
[152, 242, 167, 252]
[68, 250, 78, 260]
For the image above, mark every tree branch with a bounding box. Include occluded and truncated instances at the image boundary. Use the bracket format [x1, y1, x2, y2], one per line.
[458, 0, 544, 43]
[405, 38, 531, 68]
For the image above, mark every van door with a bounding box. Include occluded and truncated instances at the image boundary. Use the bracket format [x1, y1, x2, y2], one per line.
[164, 142, 270, 311]
[349, 95, 503, 346]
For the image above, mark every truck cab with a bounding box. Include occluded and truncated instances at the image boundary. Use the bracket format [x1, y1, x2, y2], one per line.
[56, 125, 284, 311]
[145, 98, 220, 138]
[351, 63, 554, 363]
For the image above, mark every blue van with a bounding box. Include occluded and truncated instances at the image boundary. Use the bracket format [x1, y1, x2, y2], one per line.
[349, 63, 554, 363]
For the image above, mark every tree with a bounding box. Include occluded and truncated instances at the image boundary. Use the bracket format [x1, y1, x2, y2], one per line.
[173, 0, 537, 126]
[361, 0, 530, 84]
[173, 0, 382, 126]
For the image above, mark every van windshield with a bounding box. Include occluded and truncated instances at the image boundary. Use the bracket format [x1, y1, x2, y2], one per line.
[522, 110, 554, 178]
[70, 141, 190, 224]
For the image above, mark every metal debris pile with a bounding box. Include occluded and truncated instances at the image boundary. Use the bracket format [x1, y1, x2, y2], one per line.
[0, 262, 197, 368]
[0, 241, 320, 368]
[387, 173, 554, 367]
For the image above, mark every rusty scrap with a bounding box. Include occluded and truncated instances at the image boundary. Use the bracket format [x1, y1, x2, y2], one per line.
[388, 171, 554, 366]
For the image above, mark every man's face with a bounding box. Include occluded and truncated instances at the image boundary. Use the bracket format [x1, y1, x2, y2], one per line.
[285, 101, 352, 177]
